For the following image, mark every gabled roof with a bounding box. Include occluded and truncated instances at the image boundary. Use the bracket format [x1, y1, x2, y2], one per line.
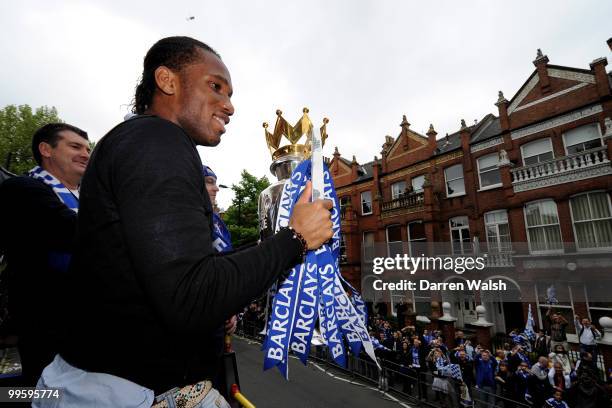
[470, 114, 502, 144]
[507, 64, 597, 114]
[356, 161, 374, 182]
[434, 130, 462, 155]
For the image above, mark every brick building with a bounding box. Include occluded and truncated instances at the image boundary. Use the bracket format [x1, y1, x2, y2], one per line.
[330, 47, 612, 360]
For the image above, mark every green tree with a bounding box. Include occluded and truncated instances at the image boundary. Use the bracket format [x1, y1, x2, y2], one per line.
[0, 104, 62, 175]
[223, 170, 270, 247]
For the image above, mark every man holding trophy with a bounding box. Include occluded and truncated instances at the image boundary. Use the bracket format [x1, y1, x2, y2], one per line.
[34, 36, 333, 408]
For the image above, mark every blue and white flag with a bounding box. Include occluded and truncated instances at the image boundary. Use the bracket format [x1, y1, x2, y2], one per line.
[525, 304, 536, 341]
[29, 166, 79, 213]
[447, 363, 473, 406]
[370, 337, 390, 351]
[262, 159, 378, 379]
[546, 284, 559, 305]
[449, 363, 463, 381]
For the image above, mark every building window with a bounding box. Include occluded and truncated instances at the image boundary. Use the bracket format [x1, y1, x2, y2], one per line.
[570, 191, 612, 250]
[524, 200, 563, 253]
[521, 138, 554, 165]
[390, 292, 406, 318]
[477, 153, 502, 189]
[535, 282, 576, 336]
[363, 231, 375, 261]
[411, 175, 425, 193]
[408, 221, 427, 256]
[585, 285, 612, 332]
[340, 233, 348, 263]
[391, 181, 406, 200]
[563, 123, 602, 155]
[339, 196, 350, 219]
[444, 164, 465, 197]
[361, 191, 372, 215]
[484, 210, 511, 252]
[386, 225, 403, 257]
[450, 216, 471, 254]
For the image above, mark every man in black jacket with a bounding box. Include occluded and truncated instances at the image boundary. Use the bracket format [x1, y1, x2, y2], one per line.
[407, 338, 428, 400]
[0, 123, 90, 385]
[38, 36, 334, 407]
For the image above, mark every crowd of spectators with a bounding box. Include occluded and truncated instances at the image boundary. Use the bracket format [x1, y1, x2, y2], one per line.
[366, 311, 611, 408]
[238, 299, 611, 407]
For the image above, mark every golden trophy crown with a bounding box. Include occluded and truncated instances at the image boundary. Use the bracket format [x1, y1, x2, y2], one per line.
[263, 107, 329, 161]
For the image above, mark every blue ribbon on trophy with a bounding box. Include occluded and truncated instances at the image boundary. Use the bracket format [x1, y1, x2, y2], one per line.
[262, 159, 378, 379]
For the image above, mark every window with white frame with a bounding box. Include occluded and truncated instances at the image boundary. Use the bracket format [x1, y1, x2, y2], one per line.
[585, 285, 612, 329]
[450, 216, 471, 254]
[521, 138, 554, 165]
[414, 290, 432, 317]
[484, 210, 511, 252]
[477, 153, 502, 189]
[390, 291, 406, 317]
[570, 191, 612, 250]
[386, 225, 403, 258]
[444, 164, 465, 197]
[535, 282, 577, 335]
[362, 231, 375, 261]
[524, 200, 563, 253]
[339, 196, 350, 218]
[340, 233, 347, 263]
[563, 123, 602, 155]
[391, 181, 406, 200]
[412, 175, 425, 193]
[408, 221, 427, 256]
[339, 196, 350, 209]
[361, 191, 372, 215]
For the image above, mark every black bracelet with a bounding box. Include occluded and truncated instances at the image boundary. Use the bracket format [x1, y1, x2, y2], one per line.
[283, 226, 308, 261]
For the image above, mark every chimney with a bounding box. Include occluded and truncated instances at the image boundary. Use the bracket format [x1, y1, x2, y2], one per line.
[426, 124, 438, 153]
[380, 135, 393, 173]
[590, 57, 610, 97]
[607, 37, 612, 52]
[460, 119, 472, 171]
[332, 146, 341, 175]
[351, 155, 359, 180]
[400, 115, 410, 150]
[372, 155, 380, 180]
[533, 48, 551, 91]
[495, 91, 510, 131]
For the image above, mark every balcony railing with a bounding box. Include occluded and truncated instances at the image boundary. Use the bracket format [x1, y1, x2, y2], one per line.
[381, 192, 424, 215]
[483, 251, 514, 267]
[510, 146, 611, 192]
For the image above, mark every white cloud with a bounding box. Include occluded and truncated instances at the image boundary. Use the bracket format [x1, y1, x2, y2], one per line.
[1, 0, 611, 209]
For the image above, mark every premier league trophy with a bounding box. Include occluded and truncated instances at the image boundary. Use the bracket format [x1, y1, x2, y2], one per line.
[256, 108, 378, 380]
[258, 108, 328, 240]
[256, 107, 327, 340]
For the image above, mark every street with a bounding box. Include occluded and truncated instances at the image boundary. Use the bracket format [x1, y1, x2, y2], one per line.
[233, 337, 411, 408]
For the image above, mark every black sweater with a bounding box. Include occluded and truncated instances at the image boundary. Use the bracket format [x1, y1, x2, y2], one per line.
[60, 116, 302, 394]
[0, 176, 77, 383]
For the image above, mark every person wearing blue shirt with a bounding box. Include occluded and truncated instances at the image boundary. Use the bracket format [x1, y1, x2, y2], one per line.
[545, 390, 569, 408]
[474, 349, 497, 407]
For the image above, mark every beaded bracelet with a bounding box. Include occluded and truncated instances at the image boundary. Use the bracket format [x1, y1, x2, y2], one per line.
[282, 226, 308, 261]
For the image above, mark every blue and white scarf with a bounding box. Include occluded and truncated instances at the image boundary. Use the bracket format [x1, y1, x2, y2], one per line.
[262, 159, 377, 379]
[202, 165, 232, 253]
[29, 166, 79, 213]
[545, 398, 569, 408]
[28, 166, 79, 272]
[212, 213, 233, 253]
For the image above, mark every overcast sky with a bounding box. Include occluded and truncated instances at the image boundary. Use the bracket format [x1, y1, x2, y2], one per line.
[1, 1, 611, 209]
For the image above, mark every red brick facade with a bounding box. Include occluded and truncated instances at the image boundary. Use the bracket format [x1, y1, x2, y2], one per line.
[331, 47, 612, 362]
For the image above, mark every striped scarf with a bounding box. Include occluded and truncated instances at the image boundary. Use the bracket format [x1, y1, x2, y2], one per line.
[29, 166, 79, 213]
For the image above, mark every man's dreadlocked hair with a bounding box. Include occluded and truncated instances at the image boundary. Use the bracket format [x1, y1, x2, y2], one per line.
[132, 36, 220, 115]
